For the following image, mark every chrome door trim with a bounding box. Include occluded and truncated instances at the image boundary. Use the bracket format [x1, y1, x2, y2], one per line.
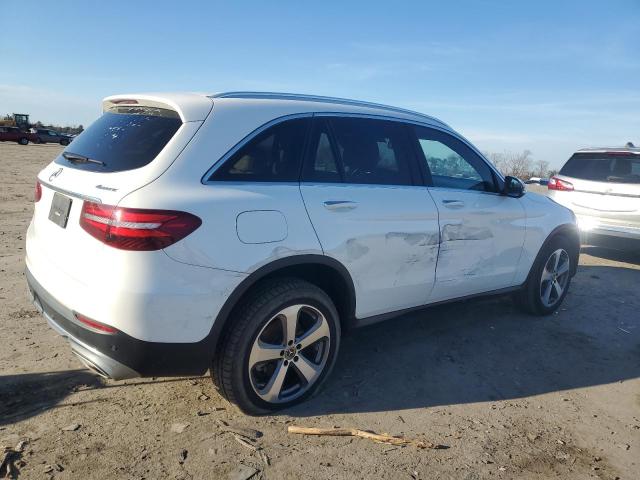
[201, 112, 505, 186]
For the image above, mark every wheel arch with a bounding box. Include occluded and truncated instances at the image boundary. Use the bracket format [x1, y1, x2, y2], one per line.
[207, 255, 356, 355]
[530, 223, 581, 281]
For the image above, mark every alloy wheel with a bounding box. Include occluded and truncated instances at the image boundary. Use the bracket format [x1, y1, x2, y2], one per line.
[248, 304, 331, 404]
[539, 248, 570, 308]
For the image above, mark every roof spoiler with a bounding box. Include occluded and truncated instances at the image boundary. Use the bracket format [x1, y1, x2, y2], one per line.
[102, 93, 213, 123]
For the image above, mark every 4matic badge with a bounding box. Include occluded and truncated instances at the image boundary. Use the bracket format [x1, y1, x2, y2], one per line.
[48, 168, 63, 182]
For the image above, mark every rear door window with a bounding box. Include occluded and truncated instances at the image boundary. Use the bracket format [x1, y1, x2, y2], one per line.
[209, 117, 310, 182]
[560, 153, 640, 184]
[55, 106, 182, 173]
[326, 117, 415, 186]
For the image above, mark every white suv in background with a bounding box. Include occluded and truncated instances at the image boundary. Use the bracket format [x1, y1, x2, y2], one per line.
[548, 146, 640, 245]
[26, 92, 579, 414]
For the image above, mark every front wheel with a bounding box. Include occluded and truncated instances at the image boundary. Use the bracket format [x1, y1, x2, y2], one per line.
[18, 137, 29, 145]
[515, 235, 574, 315]
[212, 278, 341, 415]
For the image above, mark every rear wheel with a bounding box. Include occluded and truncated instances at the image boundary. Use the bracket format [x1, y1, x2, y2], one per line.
[516, 235, 574, 315]
[212, 278, 340, 415]
[60, 139, 69, 146]
[18, 137, 29, 145]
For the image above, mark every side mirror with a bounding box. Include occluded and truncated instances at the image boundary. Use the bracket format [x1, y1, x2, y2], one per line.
[503, 176, 525, 198]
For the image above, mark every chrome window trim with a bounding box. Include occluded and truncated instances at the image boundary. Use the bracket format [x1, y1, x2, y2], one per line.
[201, 113, 313, 184]
[426, 185, 505, 197]
[201, 111, 505, 187]
[299, 181, 432, 191]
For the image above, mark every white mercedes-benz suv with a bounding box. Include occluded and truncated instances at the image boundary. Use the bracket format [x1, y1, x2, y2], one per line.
[26, 92, 579, 414]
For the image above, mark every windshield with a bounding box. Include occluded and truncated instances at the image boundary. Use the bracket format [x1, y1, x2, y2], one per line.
[560, 153, 640, 184]
[55, 106, 182, 173]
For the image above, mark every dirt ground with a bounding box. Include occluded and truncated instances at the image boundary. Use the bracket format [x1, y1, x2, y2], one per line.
[1, 142, 638, 480]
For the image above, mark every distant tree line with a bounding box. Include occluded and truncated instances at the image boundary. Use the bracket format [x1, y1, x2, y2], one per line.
[426, 149, 557, 181]
[484, 150, 558, 180]
[428, 153, 480, 179]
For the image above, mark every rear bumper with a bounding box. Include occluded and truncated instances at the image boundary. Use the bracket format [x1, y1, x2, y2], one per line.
[576, 215, 640, 240]
[27, 268, 139, 379]
[26, 267, 212, 378]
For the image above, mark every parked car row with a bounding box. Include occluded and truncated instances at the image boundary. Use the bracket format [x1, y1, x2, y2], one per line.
[0, 126, 74, 145]
[31, 128, 75, 145]
[0, 126, 38, 145]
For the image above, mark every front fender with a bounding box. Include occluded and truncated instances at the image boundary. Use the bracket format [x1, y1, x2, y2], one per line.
[514, 192, 579, 284]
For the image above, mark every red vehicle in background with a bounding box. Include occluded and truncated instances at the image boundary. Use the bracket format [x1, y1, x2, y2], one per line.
[0, 126, 38, 145]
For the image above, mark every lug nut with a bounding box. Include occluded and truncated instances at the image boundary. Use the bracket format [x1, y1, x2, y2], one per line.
[284, 360, 289, 366]
[288, 340, 294, 346]
[293, 356, 299, 362]
[280, 350, 284, 356]
[296, 344, 302, 350]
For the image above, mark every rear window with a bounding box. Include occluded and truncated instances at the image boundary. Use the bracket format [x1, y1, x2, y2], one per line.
[209, 118, 309, 182]
[55, 106, 182, 173]
[560, 153, 640, 184]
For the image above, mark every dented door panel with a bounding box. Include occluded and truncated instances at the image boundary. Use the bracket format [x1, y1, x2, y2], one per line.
[429, 189, 526, 302]
[301, 183, 440, 318]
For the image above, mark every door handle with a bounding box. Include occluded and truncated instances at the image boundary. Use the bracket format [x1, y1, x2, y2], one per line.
[442, 199, 465, 209]
[323, 200, 358, 211]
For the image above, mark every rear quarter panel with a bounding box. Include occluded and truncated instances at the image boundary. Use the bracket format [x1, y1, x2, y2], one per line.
[125, 178, 324, 273]
[120, 100, 328, 273]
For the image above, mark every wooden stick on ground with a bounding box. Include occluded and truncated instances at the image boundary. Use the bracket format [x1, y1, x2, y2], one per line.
[287, 426, 444, 449]
[1, 439, 28, 478]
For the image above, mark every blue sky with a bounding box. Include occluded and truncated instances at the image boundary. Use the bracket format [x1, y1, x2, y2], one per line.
[2, 0, 639, 167]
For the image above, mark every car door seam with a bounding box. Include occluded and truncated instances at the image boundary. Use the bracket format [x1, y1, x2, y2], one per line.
[297, 183, 325, 255]
[425, 186, 442, 286]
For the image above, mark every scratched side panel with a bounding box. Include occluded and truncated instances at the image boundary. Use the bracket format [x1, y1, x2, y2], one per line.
[428, 189, 527, 302]
[300, 183, 440, 318]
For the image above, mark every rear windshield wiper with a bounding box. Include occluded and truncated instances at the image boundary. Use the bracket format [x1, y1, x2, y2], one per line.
[62, 152, 105, 166]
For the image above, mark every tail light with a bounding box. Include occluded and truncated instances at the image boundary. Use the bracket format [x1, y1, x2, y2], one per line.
[35, 180, 42, 202]
[80, 202, 202, 251]
[548, 176, 574, 191]
[74, 312, 118, 334]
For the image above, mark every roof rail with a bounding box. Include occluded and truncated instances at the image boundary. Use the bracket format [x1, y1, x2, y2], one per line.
[577, 146, 640, 153]
[210, 91, 449, 128]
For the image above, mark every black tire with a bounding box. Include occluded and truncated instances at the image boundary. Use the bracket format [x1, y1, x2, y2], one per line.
[35, 138, 43, 144]
[515, 235, 575, 315]
[212, 277, 341, 415]
[60, 139, 69, 146]
[18, 137, 29, 145]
